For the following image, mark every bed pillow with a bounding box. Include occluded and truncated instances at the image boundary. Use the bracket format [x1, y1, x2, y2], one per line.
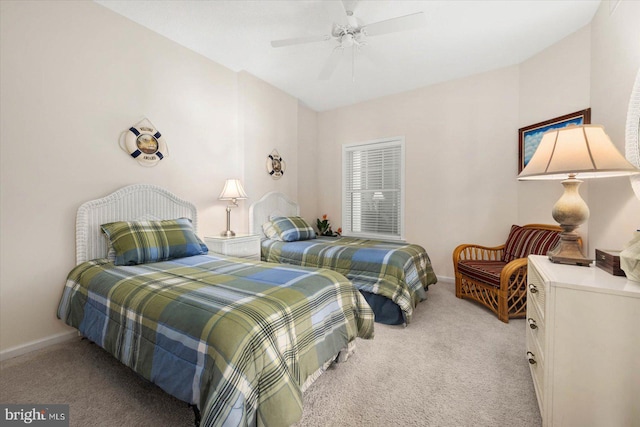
[267, 216, 316, 242]
[101, 218, 208, 266]
[262, 221, 283, 241]
[502, 224, 561, 263]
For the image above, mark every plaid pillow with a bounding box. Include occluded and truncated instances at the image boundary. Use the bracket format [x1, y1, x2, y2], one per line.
[269, 216, 316, 242]
[101, 218, 208, 266]
[502, 225, 561, 263]
[262, 221, 282, 241]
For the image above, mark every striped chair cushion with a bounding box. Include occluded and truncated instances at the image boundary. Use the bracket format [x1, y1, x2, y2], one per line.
[502, 225, 561, 263]
[457, 260, 506, 288]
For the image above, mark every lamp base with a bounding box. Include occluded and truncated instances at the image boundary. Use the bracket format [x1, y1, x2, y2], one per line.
[221, 205, 236, 237]
[548, 231, 592, 266]
[547, 176, 592, 267]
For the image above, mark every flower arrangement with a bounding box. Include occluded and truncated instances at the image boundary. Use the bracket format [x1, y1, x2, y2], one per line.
[316, 214, 341, 237]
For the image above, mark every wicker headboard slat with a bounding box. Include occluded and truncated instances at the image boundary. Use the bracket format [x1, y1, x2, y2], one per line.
[248, 191, 299, 236]
[75, 184, 198, 264]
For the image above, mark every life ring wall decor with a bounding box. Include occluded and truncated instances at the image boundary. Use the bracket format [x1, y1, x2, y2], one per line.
[267, 149, 285, 179]
[120, 118, 168, 167]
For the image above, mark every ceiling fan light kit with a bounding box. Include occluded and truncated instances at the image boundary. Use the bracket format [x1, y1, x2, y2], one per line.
[270, 0, 426, 81]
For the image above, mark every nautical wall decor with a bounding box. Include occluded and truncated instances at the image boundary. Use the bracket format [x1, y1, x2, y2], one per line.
[267, 149, 285, 179]
[120, 118, 168, 167]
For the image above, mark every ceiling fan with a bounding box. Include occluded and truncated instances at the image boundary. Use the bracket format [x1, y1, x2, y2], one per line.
[270, 0, 426, 80]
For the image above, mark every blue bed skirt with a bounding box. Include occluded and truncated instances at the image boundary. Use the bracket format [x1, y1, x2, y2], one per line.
[359, 290, 405, 325]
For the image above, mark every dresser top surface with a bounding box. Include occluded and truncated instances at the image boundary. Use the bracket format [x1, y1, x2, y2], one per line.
[529, 255, 640, 297]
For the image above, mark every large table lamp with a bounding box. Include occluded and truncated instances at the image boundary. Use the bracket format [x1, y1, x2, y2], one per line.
[518, 124, 639, 266]
[218, 178, 248, 237]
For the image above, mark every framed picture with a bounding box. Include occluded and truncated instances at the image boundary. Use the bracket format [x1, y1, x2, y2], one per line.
[518, 108, 591, 173]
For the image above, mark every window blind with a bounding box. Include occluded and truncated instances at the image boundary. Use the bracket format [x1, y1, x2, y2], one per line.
[342, 138, 404, 240]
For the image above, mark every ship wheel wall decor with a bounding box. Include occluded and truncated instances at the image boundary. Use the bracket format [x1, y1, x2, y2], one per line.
[267, 149, 286, 180]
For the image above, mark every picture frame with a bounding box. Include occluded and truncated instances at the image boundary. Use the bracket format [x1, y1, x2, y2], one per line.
[518, 108, 591, 173]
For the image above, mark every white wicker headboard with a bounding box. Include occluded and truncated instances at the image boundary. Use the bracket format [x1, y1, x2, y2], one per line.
[249, 192, 300, 236]
[76, 184, 198, 264]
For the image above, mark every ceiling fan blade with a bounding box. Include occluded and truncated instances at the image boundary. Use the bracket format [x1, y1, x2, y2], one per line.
[319, 48, 343, 80]
[271, 34, 330, 48]
[331, 23, 344, 38]
[362, 12, 426, 37]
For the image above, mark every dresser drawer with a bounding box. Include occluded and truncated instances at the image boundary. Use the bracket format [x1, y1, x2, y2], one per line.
[526, 296, 546, 353]
[526, 326, 545, 410]
[527, 263, 546, 318]
[525, 255, 640, 426]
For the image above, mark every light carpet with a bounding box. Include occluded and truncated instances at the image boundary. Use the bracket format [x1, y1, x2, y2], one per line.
[0, 281, 541, 426]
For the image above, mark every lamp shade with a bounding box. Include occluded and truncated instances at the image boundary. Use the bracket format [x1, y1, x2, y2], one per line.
[518, 125, 639, 180]
[218, 179, 248, 200]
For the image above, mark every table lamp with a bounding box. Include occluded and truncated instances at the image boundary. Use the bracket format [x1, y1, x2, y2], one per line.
[218, 179, 248, 237]
[518, 124, 640, 266]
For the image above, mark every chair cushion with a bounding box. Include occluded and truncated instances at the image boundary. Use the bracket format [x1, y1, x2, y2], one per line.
[457, 260, 507, 288]
[502, 225, 561, 263]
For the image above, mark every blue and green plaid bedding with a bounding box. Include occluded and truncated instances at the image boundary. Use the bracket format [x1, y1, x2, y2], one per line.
[57, 254, 374, 426]
[261, 237, 438, 324]
[101, 218, 208, 266]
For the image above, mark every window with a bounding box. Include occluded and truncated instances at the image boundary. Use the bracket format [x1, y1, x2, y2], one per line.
[342, 137, 405, 241]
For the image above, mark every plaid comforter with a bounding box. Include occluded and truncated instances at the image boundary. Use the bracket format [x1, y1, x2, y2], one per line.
[57, 254, 374, 426]
[261, 237, 438, 324]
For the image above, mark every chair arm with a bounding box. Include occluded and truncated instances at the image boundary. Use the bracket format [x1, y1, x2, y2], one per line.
[453, 243, 506, 273]
[499, 257, 529, 291]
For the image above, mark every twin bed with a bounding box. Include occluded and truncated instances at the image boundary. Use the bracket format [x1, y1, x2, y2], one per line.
[57, 185, 436, 426]
[57, 185, 374, 427]
[249, 191, 437, 326]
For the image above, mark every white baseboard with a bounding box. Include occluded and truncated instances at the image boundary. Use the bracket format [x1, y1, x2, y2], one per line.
[436, 275, 454, 284]
[0, 330, 77, 362]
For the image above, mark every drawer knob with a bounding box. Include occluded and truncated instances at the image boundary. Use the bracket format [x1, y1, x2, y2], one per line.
[528, 283, 538, 294]
[527, 318, 538, 330]
[526, 351, 537, 365]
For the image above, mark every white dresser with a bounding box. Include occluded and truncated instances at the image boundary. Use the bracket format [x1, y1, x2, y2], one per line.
[204, 234, 261, 260]
[526, 255, 640, 427]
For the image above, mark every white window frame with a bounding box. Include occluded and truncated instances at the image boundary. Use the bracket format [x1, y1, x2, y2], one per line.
[341, 136, 405, 241]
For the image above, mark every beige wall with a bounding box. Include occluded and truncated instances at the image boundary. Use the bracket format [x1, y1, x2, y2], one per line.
[587, 0, 640, 255]
[316, 67, 521, 277]
[314, 1, 640, 278]
[2, 0, 639, 356]
[238, 71, 300, 218]
[0, 1, 301, 355]
[518, 2, 640, 255]
[518, 1, 640, 255]
[0, 0, 230, 353]
[296, 103, 319, 221]
[517, 26, 592, 230]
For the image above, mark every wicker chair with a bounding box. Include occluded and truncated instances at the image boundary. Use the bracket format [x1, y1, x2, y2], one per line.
[452, 224, 562, 323]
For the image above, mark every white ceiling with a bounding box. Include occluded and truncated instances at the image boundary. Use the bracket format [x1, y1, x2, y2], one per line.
[95, 0, 601, 112]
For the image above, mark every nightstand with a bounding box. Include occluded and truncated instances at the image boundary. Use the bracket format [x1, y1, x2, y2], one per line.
[204, 234, 261, 260]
